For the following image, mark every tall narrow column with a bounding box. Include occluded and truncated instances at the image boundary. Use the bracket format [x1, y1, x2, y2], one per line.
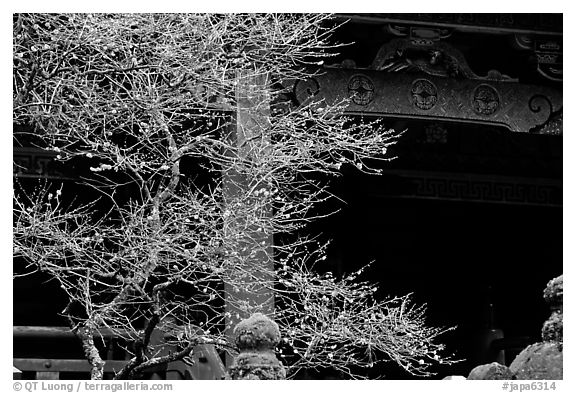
[222, 72, 274, 365]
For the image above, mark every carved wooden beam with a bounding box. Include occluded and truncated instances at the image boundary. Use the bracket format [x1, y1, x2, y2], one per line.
[293, 68, 562, 134]
[370, 38, 517, 82]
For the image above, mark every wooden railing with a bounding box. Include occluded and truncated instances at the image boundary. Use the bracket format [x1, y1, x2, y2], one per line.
[13, 326, 226, 380]
[13, 358, 130, 380]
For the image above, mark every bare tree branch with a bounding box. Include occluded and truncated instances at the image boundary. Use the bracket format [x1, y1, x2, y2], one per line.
[13, 13, 458, 380]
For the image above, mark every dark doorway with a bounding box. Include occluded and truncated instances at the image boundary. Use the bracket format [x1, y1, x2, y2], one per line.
[311, 122, 562, 378]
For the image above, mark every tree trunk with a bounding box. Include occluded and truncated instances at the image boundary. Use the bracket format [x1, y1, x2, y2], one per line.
[76, 326, 105, 380]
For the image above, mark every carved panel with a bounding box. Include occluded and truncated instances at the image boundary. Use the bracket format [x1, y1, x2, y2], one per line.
[472, 84, 500, 115]
[371, 38, 516, 82]
[410, 176, 561, 206]
[381, 170, 561, 206]
[533, 109, 562, 136]
[410, 79, 437, 110]
[347, 75, 375, 106]
[535, 39, 563, 82]
[304, 68, 562, 134]
[512, 35, 562, 82]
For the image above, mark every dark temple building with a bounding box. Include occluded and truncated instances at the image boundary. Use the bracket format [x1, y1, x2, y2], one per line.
[13, 13, 562, 379]
[308, 13, 562, 378]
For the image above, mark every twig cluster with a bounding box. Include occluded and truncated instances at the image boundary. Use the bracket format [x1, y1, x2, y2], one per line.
[13, 13, 456, 379]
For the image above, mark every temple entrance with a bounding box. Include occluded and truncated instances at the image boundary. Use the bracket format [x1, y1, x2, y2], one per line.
[309, 119, 562, 378]
[320, 196, 561, 378]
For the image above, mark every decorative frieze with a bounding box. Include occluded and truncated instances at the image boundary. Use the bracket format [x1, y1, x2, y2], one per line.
[382, 170, 562, 206]
[294, 69, 562, 134]
[370, 38, 517, 82]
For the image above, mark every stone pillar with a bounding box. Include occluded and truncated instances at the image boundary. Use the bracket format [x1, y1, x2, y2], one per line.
[509, 275, 563, 380]
[222, 72, 274, 365]
[541, 275, 563, 345]
[467, 275, 563, 380]
[227, 313, 286, 380]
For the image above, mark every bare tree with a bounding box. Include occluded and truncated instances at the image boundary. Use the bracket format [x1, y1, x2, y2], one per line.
[13, 13, 457, 379]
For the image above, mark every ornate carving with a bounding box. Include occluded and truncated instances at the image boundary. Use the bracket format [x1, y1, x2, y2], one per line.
[535, 40, 563, 82]
[514, 34, 533, 50]
[407, 175, 561, 206]
[533, 110, 562, 136]
[371, 38, 517, 82]
[472, 84, 500, 115]
[529, 95, 561, 135]
[529, 94, 553, 116]
[528, 94, 556, 132]
[411, 79, 437, 110]
[347, 75, 375, 106]
[512, 36, 562, 82]
[306, 68, 562, 133]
